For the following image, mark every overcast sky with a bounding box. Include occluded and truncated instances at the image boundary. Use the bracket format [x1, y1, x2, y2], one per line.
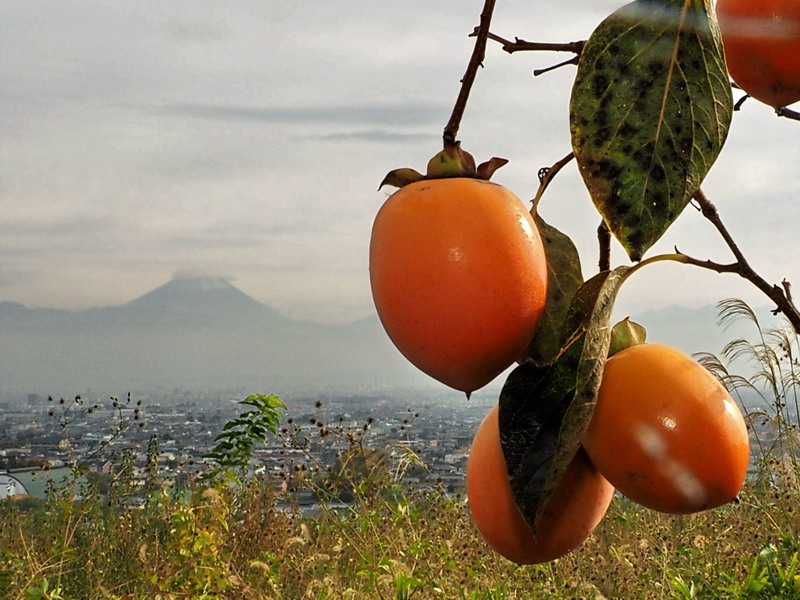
[1, 0, 798, 324]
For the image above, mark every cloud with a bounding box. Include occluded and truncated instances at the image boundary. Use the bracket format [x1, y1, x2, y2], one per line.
[149, 102, 446, 127]
[309, 130, 438, 143]
[171, 267, 235, 281]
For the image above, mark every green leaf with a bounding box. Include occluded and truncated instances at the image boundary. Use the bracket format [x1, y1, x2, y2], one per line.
[525, 214, 584, 366]
[500, 267, 630, 531]
[498, 341, 583, 534]
[570, 0, 732, 261]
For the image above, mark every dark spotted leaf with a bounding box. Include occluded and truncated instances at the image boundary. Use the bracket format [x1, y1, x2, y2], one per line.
[500, 267, 630, 531]
[570, 0, 732, 261]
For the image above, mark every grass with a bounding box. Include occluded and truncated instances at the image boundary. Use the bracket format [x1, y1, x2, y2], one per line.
[1, 472, 798, 599]
[1, 299, 799, 599]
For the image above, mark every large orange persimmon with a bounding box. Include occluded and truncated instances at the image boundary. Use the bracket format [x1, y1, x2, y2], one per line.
[466, 405, 615, 565]
[716, 0, 800, 108]
[369, 178, 548, 394]
[583, 343, 750, 514]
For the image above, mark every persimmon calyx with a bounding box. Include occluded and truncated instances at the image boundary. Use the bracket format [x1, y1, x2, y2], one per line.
[379, 142, 508, 190]
[608, 317, 647, 357]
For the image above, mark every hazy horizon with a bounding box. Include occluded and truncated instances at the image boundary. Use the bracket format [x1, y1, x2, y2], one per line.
[1, 1, 798, 326]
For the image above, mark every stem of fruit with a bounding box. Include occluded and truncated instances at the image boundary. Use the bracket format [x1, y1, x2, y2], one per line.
[598, 222, 611, 271]
[442, 0, 497, 147]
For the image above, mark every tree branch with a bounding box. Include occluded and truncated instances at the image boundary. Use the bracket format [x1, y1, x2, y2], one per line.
[676, 189, 800, 333]
[443, 0, 497, 147]
[776, 106, 800, 122]
[482, 32, 585, 55]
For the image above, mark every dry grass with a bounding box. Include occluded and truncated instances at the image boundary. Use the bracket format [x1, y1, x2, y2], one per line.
[1, 463, 798, 600]
[2, 300, 798, 599]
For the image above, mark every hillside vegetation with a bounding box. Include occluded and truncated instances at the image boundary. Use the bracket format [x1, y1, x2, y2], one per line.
[2, 304, 799, 599]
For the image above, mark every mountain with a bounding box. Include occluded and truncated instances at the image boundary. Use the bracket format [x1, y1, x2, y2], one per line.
[0, 277, 787, 399]
[0, 277, 435, 397]
[624, 302, 787, 358]
[127, 276, 277, 316]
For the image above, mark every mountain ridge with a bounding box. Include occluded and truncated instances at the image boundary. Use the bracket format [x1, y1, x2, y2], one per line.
[0, 276, 434, 396]
[0, 276, 788, 398]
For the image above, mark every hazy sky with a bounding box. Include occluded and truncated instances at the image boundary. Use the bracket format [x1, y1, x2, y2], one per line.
[1, 0, 798, 324]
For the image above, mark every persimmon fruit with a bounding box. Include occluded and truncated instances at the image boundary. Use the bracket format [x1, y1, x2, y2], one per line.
[716, 0, 800, 108]
[583, 343, 750, 514]
[466, 405, 615, 565]
[369, 178, 548, 394]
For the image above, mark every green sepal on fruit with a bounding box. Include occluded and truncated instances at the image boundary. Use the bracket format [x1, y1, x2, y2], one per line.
[608, 317, 647, 356]
[379, 142, 508, 190]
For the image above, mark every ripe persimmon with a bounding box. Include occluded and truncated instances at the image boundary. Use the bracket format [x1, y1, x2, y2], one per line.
[369, 178, 548, 394]
[716, 0, 800, 108]
[466, 405, 615, 565]
[583, 343, 750, 514]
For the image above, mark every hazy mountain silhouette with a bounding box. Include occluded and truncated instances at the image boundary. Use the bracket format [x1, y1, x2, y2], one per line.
[0, 276, 434, 397]
[128, 276, 271, 313]
[0, 276, 787, 398]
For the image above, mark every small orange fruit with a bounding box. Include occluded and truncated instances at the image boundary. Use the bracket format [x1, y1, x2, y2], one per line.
[466, 405, 615, 564]
[369, 178, 548, 394]
[716, 0, 800, 108]
[583, 343, 750, 514]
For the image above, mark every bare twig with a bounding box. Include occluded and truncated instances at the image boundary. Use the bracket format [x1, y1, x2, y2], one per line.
[727, 82, 797, 120]
[481, 31, 585, 55]
[675, 188, 800, 333]
[443, 0, 497, 146]
[534, 56, 581, 76]
[776, 106, 800, 122]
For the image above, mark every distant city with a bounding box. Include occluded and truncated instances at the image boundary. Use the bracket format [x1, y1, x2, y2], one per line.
[0, 389, 499, 504]
[0, 384, 786, 506]
[1, 275, 793, 504]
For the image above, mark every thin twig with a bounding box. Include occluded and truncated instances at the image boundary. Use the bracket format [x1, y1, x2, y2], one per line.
[534, 56, 581, 76]
[776, 106, 800, 122]
[443, 0, 497, 146]
[481, 31, 586, 55]
[675, 188, 800, 333]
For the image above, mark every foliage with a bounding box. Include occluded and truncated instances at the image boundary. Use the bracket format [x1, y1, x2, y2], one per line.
[2, 374, 799, 599]
[696, 298, 800, 480]
[1, 452, 798, 599]
[202, 393, 286, 484]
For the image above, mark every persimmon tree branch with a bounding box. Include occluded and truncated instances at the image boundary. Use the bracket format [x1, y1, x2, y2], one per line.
[481, 33, 585, 75]
[482, 32, 585, 56]
[776, 106, 800, 122]
[731, 92, 798, 121]
[443, 0, 497, 147]
[673, 188, 800, 333]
